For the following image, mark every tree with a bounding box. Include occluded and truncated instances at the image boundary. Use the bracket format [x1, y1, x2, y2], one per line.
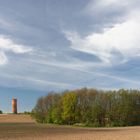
[31, 97, 46, 123]
[32, 88, 140, 127]
[62, 92, 77, 124]
[0, 110, 3, 114]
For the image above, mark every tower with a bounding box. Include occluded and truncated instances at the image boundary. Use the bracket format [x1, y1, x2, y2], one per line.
[12, 98, 17, 114]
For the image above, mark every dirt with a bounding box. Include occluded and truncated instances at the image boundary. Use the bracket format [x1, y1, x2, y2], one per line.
[0, 114, 139, 140]
[0, 114, 35, 123]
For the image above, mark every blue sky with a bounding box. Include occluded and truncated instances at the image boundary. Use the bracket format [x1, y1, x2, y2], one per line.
[0, 0, 140, 112]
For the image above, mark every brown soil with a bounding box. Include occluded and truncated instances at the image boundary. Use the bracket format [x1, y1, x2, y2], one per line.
[0, 114, 139, 140]
[0, 114, 35, 123]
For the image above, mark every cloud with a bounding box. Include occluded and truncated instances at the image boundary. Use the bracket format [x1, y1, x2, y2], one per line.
[0, 0, 139, 91]
[0, 72, 72, 90]
[0, 18, 13, 29]
[85, 0, 138, 18]
[0, 51, 7, 65]
[0, 35, 32, 65]
[65, 1, 140, 65]
[20, 53, 140, 88]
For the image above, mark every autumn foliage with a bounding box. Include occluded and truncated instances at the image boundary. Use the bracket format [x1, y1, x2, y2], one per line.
[32, 88, 140, 127]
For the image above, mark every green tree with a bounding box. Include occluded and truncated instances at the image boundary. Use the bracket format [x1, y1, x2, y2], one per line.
[0, 110, 3, 114]
[31, 97, 46, 123]
[32, 88, 140, 127]
[62, 92, 77, 124]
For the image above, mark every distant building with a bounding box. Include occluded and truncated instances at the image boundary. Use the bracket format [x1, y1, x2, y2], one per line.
[12, 99, 17, 114]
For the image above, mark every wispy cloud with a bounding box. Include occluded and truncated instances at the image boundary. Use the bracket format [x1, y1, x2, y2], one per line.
[0, 51, 7, 65]
[85, 0, 138, 19]
[64, 0, 140, 65]
[19, 53, 140, 87]
[0, 0, 139, 91]
[0, 35, 32, 65]
[0, 73, 71, 90]
[0, 18, 14, 29]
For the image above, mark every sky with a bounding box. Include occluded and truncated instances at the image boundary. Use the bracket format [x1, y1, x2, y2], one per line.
[0, 0, 140, 112]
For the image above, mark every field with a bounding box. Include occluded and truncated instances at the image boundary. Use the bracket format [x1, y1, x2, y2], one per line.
[0, 115, 140, 140]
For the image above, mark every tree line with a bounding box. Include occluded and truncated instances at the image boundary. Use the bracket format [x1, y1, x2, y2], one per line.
[32, 88, 140, 127]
